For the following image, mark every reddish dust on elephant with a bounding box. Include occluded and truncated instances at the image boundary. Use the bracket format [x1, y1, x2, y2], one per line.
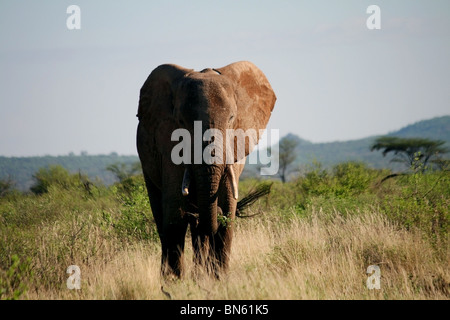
[136, 61, 276, 278]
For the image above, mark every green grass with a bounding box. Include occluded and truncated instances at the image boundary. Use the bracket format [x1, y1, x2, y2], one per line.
[0, 162, 448, 299]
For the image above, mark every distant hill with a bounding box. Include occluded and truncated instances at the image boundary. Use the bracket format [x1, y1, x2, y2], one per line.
[1, 116, 449, 190]
[243, 115, 450, 178]
[387, 116, 450, 142]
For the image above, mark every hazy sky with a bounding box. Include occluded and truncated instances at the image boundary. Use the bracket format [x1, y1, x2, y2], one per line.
[1, 0, 449, 156]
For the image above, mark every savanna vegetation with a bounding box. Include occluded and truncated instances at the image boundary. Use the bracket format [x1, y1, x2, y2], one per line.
[0, 153, 139, 191]
[1, 115, 448, 191]
[1, 157, 448, 300]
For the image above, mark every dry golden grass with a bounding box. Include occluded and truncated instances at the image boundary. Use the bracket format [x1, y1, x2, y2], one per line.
[25, 207, 449, 300]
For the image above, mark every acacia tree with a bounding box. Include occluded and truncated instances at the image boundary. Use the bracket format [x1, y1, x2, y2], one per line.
[277, 136, 300, 183]
[106, 161, 142, 183]
[370, 136, 448, 171]
[0, 176, 15, 197]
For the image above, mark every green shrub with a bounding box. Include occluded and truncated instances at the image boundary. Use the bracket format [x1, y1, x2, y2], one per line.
[29, 165, 93, 195]
[0, 255, 32, 300]
[380, 171, 449, 250]
[298, 161, 331, 197]
[297, 161, 383, 198]
[111, 175, 158, 242]
[331, 162, 379, 197]
[286, 161, 448, 251]
[0, 177, 17, 198]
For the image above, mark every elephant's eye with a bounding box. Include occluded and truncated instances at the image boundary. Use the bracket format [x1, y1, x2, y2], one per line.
[229, 115, 235, 123]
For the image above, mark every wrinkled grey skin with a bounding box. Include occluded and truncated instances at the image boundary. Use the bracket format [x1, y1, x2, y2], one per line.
[136, 61, 276, 278]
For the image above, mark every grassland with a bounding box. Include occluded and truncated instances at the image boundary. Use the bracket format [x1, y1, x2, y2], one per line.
[0, 162, 448, 300]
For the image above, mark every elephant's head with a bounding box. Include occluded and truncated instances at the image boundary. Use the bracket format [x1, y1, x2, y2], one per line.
[138, 61, 276, 236]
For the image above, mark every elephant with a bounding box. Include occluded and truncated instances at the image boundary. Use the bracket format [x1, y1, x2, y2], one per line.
[136, 61, 276, 278]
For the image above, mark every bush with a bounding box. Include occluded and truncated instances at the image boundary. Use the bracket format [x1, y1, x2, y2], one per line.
[298, 161, 331, 197]
[269, 161, 449, 252]
[30, 165, 91, 195]
[380, 170, 449, 250]
[111, 175, 158, 242]
[0, 255, 32, 300]
[298, 161, 382, 198]
[332, 162, 379, 197]
[0, 177, 16, 198]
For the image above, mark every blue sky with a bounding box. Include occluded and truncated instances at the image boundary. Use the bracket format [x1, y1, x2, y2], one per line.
[1, 0, 449, 156]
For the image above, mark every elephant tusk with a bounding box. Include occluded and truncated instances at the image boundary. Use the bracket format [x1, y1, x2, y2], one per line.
[182, 168, 190, 196]
[228, 166, 238, 200]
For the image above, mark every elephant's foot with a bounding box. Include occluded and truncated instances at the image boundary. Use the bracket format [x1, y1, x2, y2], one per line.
[160, 248, 185, 279]
[190, 237, 230, 280]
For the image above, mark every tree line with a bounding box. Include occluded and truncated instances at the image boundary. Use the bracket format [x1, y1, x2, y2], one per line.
[0, 135, 448, 198]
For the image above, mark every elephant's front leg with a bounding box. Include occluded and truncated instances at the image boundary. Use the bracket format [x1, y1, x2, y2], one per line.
[214, 206, 236, 274]
[161, 191, 188, 278]
[190, 206, 236, 278]
[190, 230, 210, 274]
[213, 172, 239, 275]
[190, 220, 223, 277]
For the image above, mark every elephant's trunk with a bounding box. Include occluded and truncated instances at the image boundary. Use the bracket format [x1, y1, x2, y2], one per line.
[193, 165, 221, 235]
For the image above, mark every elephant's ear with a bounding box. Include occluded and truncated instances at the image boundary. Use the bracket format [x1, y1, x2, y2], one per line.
[137, 64, 192, 122]
[216, 61, 276, 160]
